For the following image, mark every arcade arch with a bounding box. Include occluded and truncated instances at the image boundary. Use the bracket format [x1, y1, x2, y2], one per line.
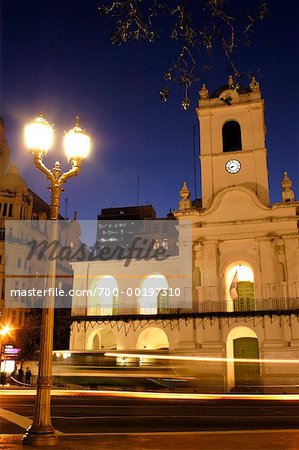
[136, 327, 169, 350]
[87, 328, 117, 350]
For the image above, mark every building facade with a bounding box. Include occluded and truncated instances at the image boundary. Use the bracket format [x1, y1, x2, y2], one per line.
[69, 78, 299, 392]
[0, 117, 40, 330]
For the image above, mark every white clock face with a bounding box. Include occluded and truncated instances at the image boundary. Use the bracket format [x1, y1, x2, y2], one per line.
[225, 159, 241, 174]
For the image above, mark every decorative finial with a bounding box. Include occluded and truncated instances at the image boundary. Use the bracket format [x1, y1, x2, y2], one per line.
[180, 181, 190, 199]
[75, 115, 80, 127]
[249, 76, 260, 92]
[179, 181, 192, 211]
[7, 163, 19, 175]
[74, 210, 77, 220]
[281, 172, 295, 203]
[227, 75, 233, 87]
[199, 83, 209, 100]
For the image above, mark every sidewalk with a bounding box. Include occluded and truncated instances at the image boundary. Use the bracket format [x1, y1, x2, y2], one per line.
[1, 430, 299, 450]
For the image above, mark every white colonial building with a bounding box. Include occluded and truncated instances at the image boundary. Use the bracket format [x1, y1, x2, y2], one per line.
[69, 77, 299, 392]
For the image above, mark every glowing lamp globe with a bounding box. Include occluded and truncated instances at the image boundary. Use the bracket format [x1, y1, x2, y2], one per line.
[64, 116, 91, 161]
[24, 115, 54, 153]
[0, 324, 10, 336]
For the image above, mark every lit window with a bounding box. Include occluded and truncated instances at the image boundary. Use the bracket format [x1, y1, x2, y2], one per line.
[153, 239, 160, 250]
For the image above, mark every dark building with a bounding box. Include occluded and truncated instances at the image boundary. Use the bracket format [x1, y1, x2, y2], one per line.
[98, 205, 156, 221]
[95, 205, 178, 260]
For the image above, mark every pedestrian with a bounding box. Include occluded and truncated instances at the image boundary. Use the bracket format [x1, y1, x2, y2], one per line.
[18, 367, 24, 383]
[1, 370, 7, 385]
[9, 369, 15, 385]
[25, 367, 32, 385]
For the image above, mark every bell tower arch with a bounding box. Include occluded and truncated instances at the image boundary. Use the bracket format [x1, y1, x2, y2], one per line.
[196, 76, 269, 208]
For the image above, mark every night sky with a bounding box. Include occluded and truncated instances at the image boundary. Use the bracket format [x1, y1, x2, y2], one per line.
[1, 1, 298, 219]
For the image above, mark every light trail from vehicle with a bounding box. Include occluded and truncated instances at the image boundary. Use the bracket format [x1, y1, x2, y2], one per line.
[104, 352, 299, 365]
[0, 389, 298, 401]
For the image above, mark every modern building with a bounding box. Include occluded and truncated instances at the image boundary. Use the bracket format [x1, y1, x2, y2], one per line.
[96, 205, 177, 262]
[69, 77, 299, 392]
[98, 205, 156, 221]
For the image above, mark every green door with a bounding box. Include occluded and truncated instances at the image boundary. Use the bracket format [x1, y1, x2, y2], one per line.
[233, 337, 260, 387]
[112, 294, 118, 315]
[158, 289, 169, 313]
[235, 281, 254, 311]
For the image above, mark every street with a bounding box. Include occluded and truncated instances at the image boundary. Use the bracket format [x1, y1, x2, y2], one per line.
[0, 391, 298, 435]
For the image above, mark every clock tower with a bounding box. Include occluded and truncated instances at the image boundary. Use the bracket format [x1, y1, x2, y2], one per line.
[196, 76, 269, 208]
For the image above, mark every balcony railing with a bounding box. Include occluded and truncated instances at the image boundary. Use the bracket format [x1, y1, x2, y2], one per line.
[191, 297, 299, 313]
[72, 297, 299, 320]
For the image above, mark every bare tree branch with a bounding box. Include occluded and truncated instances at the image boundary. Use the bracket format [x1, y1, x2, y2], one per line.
[98, 0, 268, 108]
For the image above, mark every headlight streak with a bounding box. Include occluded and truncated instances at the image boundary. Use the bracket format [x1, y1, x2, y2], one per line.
[0, 389, 298, 401]
[104, 352, 299, 365]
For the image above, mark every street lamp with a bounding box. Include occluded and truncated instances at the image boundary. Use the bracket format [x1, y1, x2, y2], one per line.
[0, 324, 11, 337]
[22, 114, 90, 446]
[0, 324, 11, 360]
[0, 324, 12, 378]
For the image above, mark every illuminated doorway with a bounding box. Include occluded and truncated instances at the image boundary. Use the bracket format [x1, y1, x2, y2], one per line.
[226, 326, 261, 390]
[226, 264, 254, 311]
[233, 337, 260, 388]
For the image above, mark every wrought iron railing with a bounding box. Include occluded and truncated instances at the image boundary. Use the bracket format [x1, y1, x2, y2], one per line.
[190, 297, 299, 314]
[72, 297, 299, 319]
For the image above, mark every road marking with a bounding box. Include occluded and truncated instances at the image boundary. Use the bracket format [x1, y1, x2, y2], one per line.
[0, 407, 32, 430]
[0, 407, 63, 434]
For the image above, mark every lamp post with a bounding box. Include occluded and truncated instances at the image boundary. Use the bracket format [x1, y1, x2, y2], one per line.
[0, 324, 11, 362]
[22, 114, 91, 446]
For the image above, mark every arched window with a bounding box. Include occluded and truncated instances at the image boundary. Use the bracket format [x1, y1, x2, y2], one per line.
[87, 275, 118, 316]
[222, 121, 242, 152]
[139, 274, 169, 315]
[193, 267, 201, 287]
[277, 263, 286, 283]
